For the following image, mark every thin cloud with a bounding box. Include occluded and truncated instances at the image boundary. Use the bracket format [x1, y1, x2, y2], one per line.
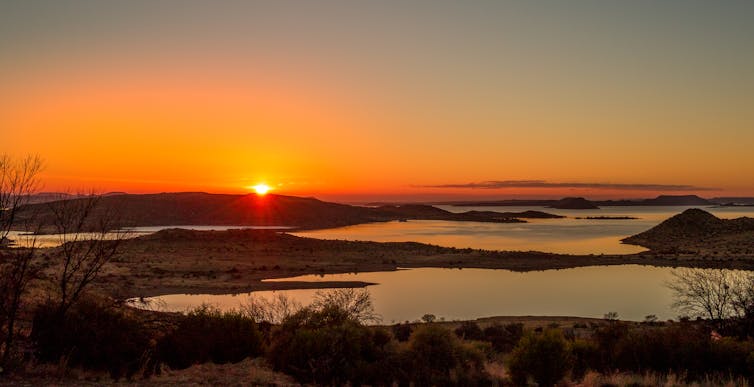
[424, 180, 717, 191]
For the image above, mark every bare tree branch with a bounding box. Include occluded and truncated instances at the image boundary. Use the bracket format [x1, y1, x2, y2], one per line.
[311, 288, 381, 324]
[667, 268, 754, 327]
[0, 154, 43, 367]
[0, 155, 43, 241]
[46, 193, 131, 316]
[241, 293, 303, 324]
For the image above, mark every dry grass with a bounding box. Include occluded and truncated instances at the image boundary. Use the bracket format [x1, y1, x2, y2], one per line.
[576, 371, 749, 387]
[151, 358, 298, 386]
[0, 358, 297, 386]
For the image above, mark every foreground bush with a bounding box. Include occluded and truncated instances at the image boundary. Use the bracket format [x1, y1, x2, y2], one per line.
[612, 323, 710, 376]
[508, 329, 572, 386]
[483, 322, 523, 353]
[157, 305, 262, 370]
[607, 323, 754, 379]
[454, 321, 484, 341]
[392, 322, 413, 341]
[266, 286, 494, 386]
[408, 324, 490, 385]
[267, 305, 394, 385]
[31, 299, 152, 379]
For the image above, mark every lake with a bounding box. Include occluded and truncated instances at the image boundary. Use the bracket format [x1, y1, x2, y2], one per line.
[21, 205, 754, 321]
[134, 265, 708, 323]
[294, 205, 754, 254]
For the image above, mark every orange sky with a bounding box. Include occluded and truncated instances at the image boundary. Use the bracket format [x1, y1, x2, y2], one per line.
[2, 2, 753, 202]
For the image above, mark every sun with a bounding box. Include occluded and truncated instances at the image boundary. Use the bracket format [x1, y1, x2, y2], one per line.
[251, 183, 271, 195]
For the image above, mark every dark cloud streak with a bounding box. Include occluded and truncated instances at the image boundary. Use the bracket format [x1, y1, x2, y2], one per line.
[425, 180, 716, 191]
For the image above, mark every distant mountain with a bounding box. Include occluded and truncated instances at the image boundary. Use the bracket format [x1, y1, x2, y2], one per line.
[643, 195, 711, 206]
[16, 192, 129, 205]
[597, 195, 711, 206]
[21, 192, 81, 205]
[373, 205, 561, 221]
[710, 197, 754, 206]
[622, 208, 754, 255]
[446, 194, 713, 207]
[17, 192, 378, 230]
[14, 192, 551, 231]
[548, 197, 599, 210]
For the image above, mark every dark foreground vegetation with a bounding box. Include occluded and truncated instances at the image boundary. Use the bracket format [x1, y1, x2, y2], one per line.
[5, 288, 754, 386]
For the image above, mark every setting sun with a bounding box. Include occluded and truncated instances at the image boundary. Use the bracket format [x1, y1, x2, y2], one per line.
[251, 183, 271, 195]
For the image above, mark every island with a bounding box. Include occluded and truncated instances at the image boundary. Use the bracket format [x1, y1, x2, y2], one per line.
[622, 208, 754, 258]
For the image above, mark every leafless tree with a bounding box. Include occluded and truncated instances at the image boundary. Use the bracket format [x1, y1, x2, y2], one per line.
[0, 243, 39, 367]
[241, 293, 303, 324]
[730, 274, 754, 318]
[46, 193, 130, 316]
[0, 154, 43, 367]
[0, 155, 42, 241]
[311, 288, 381, 324]
[667, 268, 754, 325]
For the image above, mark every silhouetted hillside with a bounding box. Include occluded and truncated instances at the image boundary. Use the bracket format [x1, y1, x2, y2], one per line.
[374, 205, 561, 221]
[16, 192, 543, 231]
[17, 193, 380, 230]
[548, 197, 599, 210]
[594, 195, 711, 206]
[447, 195, 713, 207]
[640, 195, 710, 206]
[622, 209, 754, 255]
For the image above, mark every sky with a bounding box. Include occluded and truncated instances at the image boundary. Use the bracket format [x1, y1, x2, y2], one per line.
[2, 1, 753, 202]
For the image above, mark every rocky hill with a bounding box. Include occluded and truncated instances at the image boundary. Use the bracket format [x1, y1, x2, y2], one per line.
[622, 208, 754, 256]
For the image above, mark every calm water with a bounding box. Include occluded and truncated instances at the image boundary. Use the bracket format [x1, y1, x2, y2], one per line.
[135, 265, 699, 323]
[294, 205, 754, 254]
[4, 225, 293, 248]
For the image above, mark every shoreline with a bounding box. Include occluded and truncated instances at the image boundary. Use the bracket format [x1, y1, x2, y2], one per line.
[18, 219, 751, 299]
[126, 254, 754, 299]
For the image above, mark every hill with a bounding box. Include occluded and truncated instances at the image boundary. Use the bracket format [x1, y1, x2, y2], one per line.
[622, 208, 754, 256]
[598, 195, 711, 206]
[548, 197, 599, 209]
[14, 192, 549, 231]
[446, 195, 713, 207]
[641, 195, 711, 206]
[374, 205, 561, 221]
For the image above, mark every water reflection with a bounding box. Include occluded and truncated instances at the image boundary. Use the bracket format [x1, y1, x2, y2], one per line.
[135, 265, 699, 323]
